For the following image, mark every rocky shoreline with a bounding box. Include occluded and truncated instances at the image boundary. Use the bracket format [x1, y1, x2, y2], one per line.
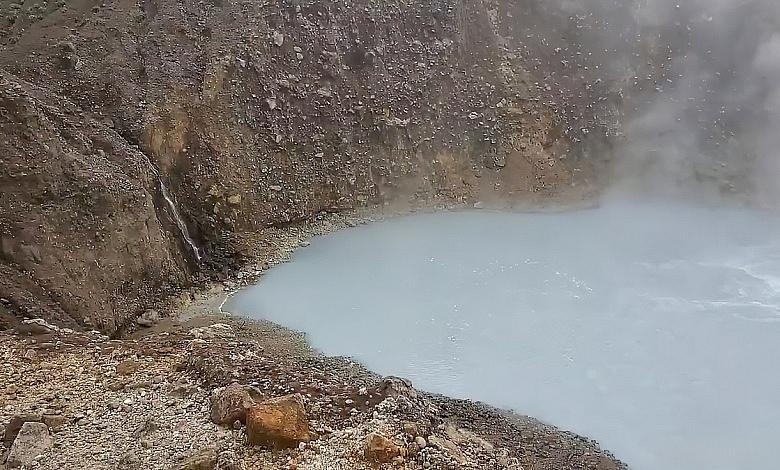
[2, 203, 627, 470]
[0, 314, 626, 470]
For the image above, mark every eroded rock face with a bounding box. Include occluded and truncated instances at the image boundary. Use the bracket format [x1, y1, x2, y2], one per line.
[246, 394, 310, 449]
[0, 72, 187, 334]
[210, 383, 263, 426]
[6, 422, 52, 468]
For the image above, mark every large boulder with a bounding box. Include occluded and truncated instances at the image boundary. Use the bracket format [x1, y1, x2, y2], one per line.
[6, 422, 52, 468]
[364, 432, 403, 463]
[245, 394, 310, 449]
[210, 383, 263, 426]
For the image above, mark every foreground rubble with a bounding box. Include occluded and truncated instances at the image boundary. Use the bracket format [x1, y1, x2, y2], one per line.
[1, 316, 625, 469]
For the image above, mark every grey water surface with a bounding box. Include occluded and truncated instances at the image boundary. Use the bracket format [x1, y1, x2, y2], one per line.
[225, 202, 780, 470]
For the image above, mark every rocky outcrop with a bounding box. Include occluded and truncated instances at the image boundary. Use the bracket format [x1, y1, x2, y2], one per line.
[0, 316, 627, 469]
[372, 376, 418, 400]
[2, 414, 41, 445]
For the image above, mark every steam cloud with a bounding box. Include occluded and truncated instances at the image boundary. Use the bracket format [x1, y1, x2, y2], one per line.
[555, 0, 780, 206]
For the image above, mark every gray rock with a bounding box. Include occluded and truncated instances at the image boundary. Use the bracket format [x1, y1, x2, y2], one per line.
[273, 31, 284, 47]
[6, 422, 52, 468]
[209, 383, 263, 426]
[188, 323, 234, 339]
[118, 450, 141, 469]
[372, 376, 418, 400]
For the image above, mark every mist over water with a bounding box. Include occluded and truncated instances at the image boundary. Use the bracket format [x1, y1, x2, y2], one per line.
[536, 0, 780, 205]
[227, 203, 780, 470]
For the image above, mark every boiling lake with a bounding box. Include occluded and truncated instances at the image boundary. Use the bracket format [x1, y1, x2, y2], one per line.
[225, 202, 780, 470]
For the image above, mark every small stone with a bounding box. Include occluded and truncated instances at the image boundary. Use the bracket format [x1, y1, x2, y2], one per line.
[177, 447, 218, 470]
[116, 359, 139, 376]
[273, 31, 284, 47]
[107, 380, 126, 392]
[415, 436, 427, 449]
[6, 422, 52, 468]
[402, 422, 418, 437]
[364, 432, 402, 463]
[227, 194, 241, 206]
[118, 450, 141, 469]
[246, 394, 310, 449]
[42, 414, 69, 432]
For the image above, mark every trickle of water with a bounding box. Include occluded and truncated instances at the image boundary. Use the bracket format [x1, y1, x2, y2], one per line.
[159, 181, 201, 262]
[136, 153, 202, 263]
[226, 202, 780, 470]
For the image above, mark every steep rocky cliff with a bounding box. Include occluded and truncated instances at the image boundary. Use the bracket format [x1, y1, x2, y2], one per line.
[0, 0, 620, 332]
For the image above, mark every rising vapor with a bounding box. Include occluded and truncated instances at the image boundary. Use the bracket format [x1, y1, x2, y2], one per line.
[557, 0, 780, 205]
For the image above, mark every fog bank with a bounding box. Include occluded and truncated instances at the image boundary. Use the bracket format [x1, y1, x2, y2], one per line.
[541, 0, 780, 205]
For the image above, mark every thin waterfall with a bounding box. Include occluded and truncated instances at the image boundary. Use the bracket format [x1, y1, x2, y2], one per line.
[136, 151, 202, 262]
[159, 181, 202, 263]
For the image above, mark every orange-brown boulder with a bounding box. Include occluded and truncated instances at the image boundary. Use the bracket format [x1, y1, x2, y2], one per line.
[364, 432, 402, 463]
[246, 394, 310, 449]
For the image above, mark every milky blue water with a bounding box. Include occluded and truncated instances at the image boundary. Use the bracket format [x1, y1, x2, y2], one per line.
[225, 203, 780, 470]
